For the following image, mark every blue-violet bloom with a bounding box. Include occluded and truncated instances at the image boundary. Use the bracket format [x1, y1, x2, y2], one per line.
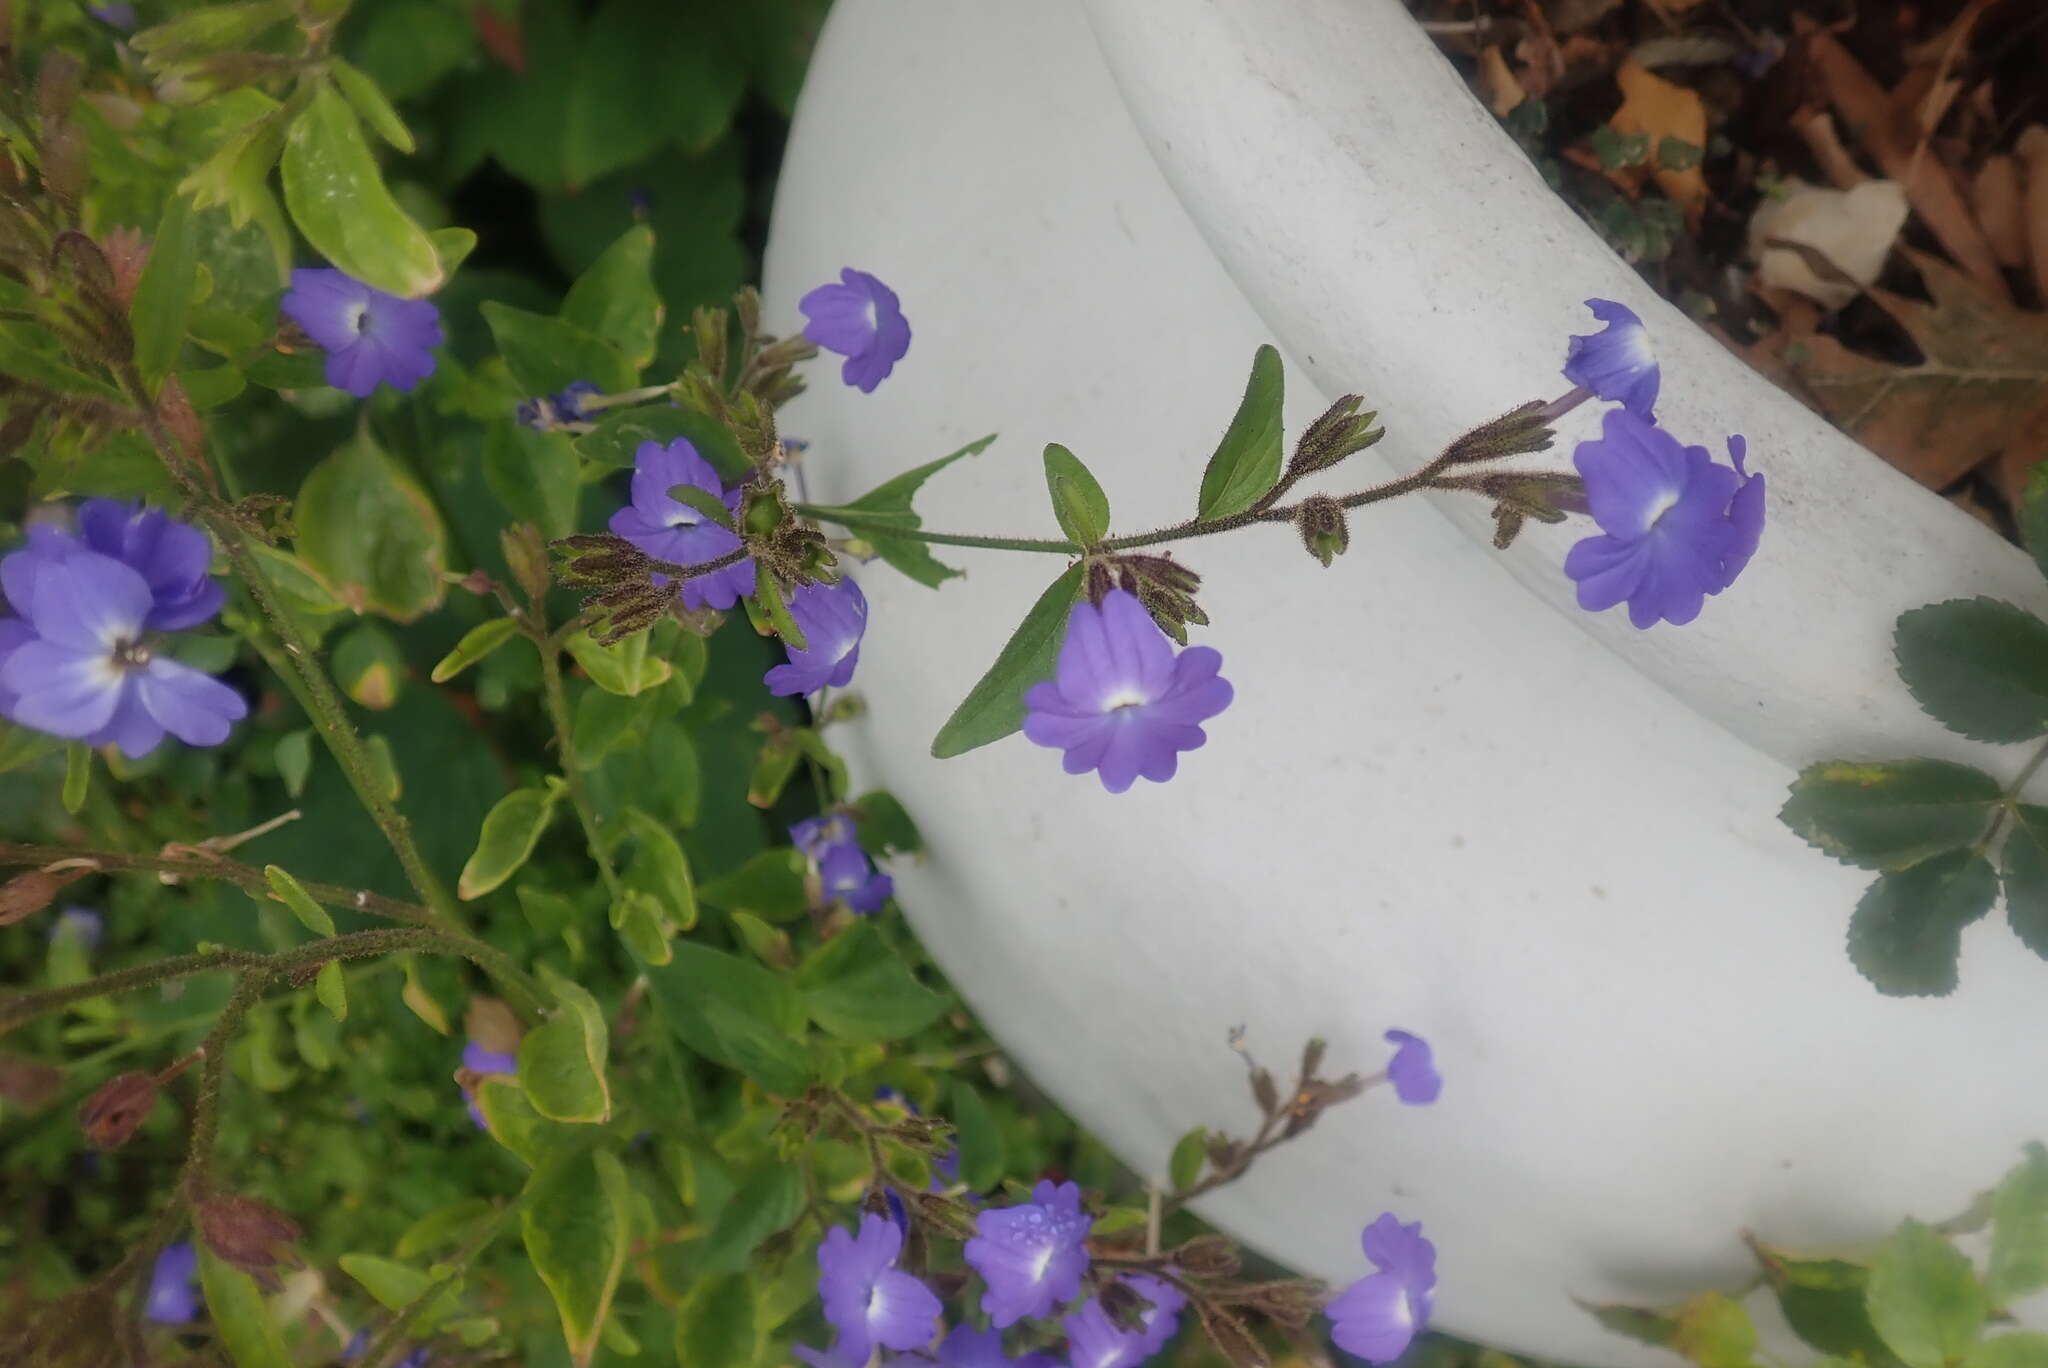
[1065, 1295, 1166, 1368]
[1563, 299, 1659, 418]
[1023, 590, 1232, 794]
[1384, 1030, 1441, 1105]
[1326, 1214, 1436, 1364]
[820, 839, 893, 916]
[791, 813, 859, 861]
[1564, 410, 1764, 629]
[607, 439, 757, 611]
[144, 1243, 200, 1323]
[52, 906, 104, 950]
[965, 1178, 1093, 1327]
[280, 268, 442, 398]
[0, 549, 245, 757]
[817, 1212, 943, 1364]
[90, 3, 137, 29]
[1124, 1274, 1187, 1354]
[800, 268, 912, 393]
[461, 1042, 518, 1129]
[517, 380, 603, 430]
[936, 1324, 1060, 1368]
[765, 576, 868, 696]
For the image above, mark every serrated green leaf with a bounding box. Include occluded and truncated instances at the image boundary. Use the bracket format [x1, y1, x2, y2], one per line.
[562, 225, 661, 369]
[458, 783, 563, 900]
[796, 923, 949, 1043]
[931, 563, 1085, 758]
[697, 847, 808, 922]
[2003, 807, 2048, 963]
[263, 865, 335, 937]
[482, 301, 635, 397]
[1044, 442, 1111, 545]
[518, 963, 611, 1123]
[1169, 1126, 1208, 1192]
[1895, 599, 2048, 742]
[1779, 760, 2000, 872]
[1867, 1220, 1987, 1368]
[1848, 851, 1997, 996]
[280, 84, 442, 297]
[431, 618, 523, 684]
[314, 960, 347, 1021]
[1196, 345, 1284, 520]
[294, 429, 449, 621]
[1989, 1144, 2048, 1304]
[196, 1243, 290, 1367]
[524, 1147, 631, 1368]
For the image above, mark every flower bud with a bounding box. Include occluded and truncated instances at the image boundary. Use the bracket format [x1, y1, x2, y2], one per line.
[194, 1192, 301, 1277]
[501, 523, 552, 602]
[77, 1071, 157, 1150]
[740, 482, 789, 539]
[0, 867, 90, 927]
[1175, 1233, 1242, 1279]
[1288, 393, 1383, 479]
[1441, 399, 1554, 464]
[1295, 495, 1348, 568]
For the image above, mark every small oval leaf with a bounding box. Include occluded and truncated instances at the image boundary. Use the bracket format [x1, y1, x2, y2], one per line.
[458, 785, 562, 900]
[1043, 442, 1111, 545]
[1196, 344, 1285, 521]
[280, 84, 441, 297]
[431, 617, 523, 684]
[1779, 759, 2000, 872]
[523, 1147, 631, 1368]
[264, 864, 335, 937]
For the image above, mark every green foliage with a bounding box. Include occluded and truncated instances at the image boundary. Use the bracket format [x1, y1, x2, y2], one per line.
[522, 1147, 632, 1367]
[293, 429, 450, 622]
[1895, 600, 2048, 743]
[1779, 759, 2000, 872]
[1847, 850, 1998, 997]
[1196, 345, 1285, 521]
[197, 1243, 292, 1368]
[1044, 442, 1112, 546]
[1989, 1144, 2048, 1304]
[1868, 1221, 1988, 1368]
[931, 563, 1087, 757]
[802, 433, 999, 586]
[281, 83, 443, 297]
[458, 781, 565, 901]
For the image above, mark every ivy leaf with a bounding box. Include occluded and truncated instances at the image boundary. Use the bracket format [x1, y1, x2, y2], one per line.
[795, 922, 950, 1043]
[523, 1147, 631, 1368]
[1866, 1220, 1988, 1368]
[1989, 1144, 2048, 1305]
[1895, 599, 2048, 742]
[280, 84, 442, 298]
[1779, 759, 2000, 872]
[293, 429, 449, 622]
[931, 563, 1085, 758]
[1196, 345, 1284, 520]
[1043, 443, 1111, 545]
[1848, 851, 1997, 997]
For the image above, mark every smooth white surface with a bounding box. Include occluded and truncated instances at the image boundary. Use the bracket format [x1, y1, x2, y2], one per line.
[762, 3, 2048, 1364]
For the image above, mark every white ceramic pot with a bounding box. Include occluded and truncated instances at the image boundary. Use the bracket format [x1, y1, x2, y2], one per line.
[761, 2, 2048, 1364]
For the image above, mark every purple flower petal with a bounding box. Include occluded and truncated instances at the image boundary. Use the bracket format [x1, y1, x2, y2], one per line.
[1563, 299, 1659, 419]
[137, 657, 246, 750]
[801, 269, 911, 393]
[765, 577, 869, 696]
[282, 268, 441, 398]
[1383, 1030, 1441, 1105]
[3, 638, 126, 739]
[1327, 1270, 1425, 1364]
[817, 1213, 941, 1363]
[964, 1179, 1093, 1327]
[610, 439, 756, 611]
[29, 550, 151, 654]
[820, 840, 893, 915]
[936, 1324, 1062, 1368]
[144, 1243, 201, 1323]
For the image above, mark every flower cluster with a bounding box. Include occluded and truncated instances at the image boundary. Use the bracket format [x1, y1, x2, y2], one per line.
[280, 267, 442, 398]
[1557, 300, 1765, 629]
[0, 501, 245, 758]
[608, 438, 758, 611]
[792, 812, 894, 915]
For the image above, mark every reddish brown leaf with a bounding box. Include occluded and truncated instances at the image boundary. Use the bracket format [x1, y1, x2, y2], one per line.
[1609, 61, 1708, 221]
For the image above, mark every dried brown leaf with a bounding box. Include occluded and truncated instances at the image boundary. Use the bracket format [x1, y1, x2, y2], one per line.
[1610, 61, 1708, 221]
[1974, 156, 2027, 268]
[1479, 46, 1526, 116]
[1783, 249, 2048, 489]
[2019, 126, 2048, 306]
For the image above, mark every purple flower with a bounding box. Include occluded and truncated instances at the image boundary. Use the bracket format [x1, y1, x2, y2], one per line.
[461, 1041, 518, 1129]
[144, 1243, 200, 1323]
[1563, 410, 1764, 629]
[0, 549, 246, 757]
[1384, 1030, 1441, 1105]
[342, 1331, 430, 1368]
[965, 1179, 1093, 1328]
[800, 268, 911, 393]
[607, 439, 757, 611]
[1022, 590, 1233, 794]
[1065, 1295, 1167, 1368]
[765, 577, 868, 696]
[820, 840, 894, 915]
[89, 3, 137, 30]
[1326, 1214, 1436, 1364]
[1563, 299, 1659, 419]
[52, 906, 103, 949]
[1125, 1274, 1187, 1353]
[281, 268, 442, 398]
[791, 813, 858, 861]
[817, 1213, 943, 1363]
[517, 380, 603, 430]
[936, 1324, 1061, 1368]
[73, 499, 225, 631]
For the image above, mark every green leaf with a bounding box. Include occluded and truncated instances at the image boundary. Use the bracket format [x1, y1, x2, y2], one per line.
[564, 0, 745, 186]
[518, 963, 612, 1123]
[1753, 1241, 1897, 1364]
[294, 429, 449, 621]
[931, 563, 1085, 758]
[1848, 851, 1998, 997]
[475, 1075, 572, 1167]
[2021, 465, 2048, 586]
[1196, 344, 1284, 520]
[730, 910, 794, 968]
[364, 733, 402, 801]
[280, 84, 442, 297]
[339, 1253, 460, 1331]
[853, 790, 923, 857]
[485, 423, 580, 541]
[668, 481, 737, 531]
[62, 742, 89, 814]
[563, 225, 662, 370]
[1169, 1126, 1208, 1192]
[523, 1147, 631, 1368]
[401, 954, 452, 1034]
[1895, 599, 2048, 742]
[645, 942, 812, 1096]
[803, 433, 996, 529]
[130, 192, 199, 383]
[1779, 760, 2000, 872]
[329, 56, 414, 153]
[0, 721, 60, 775]
[675, 1273, 760, 1367]
[430, 226, 476, 275]
[132, 1, 290, 57]
[196, 1243, 291, 1368]
[748, 734, 802, 809]
[611, 888, 672, 964]
[1043, 443, 1111, 545]
[574, 402, 744, 476]
[572, 686, 644, 767]
[431, 618, 523, 684]
[797, 923, 950, 1042]
[314, 960, 347, 1021]
[178, 363, 246, 409]
[1989, 1144, 2048, 1304]
[697, 847, 808, 923]
[621, 808, 697, 933]
[1969, 1337, 2048, 1368]
[458, 782, 563, 900]
[567, 627, 672, 697]
[481, 301, 635, 397]
[1579, 1299, 1678, 1349]
[1658, 136, 1704, 171]
[753, 562, 807, 651]
[332, 621, 406, 710]
[698, 1165, 804, 1273]
[948, 1080, 1006, 1192]
[2002, 807, 2048, 961]
[1866, 1220, 1987, 1368]
[263, 865, 335, 937]
[1672, 1292, 1759, 1368]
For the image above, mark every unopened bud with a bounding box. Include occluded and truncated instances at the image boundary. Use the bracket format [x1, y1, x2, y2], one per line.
[740, 482, 787, 538]
[1441, 399, 1554, 465]
[1288, 393, 1383, 478]
[1295, 495, 1348, 568]
[501, 523, 551, 602]
[195, 1192, 301, 1277]
[0, 867, 90, 926]
[77, 1072, 158, 1150]
[1175, 1233, 1242, 1279]
[691, 305, 728, 383]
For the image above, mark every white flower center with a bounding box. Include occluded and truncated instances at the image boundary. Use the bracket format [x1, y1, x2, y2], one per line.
[1101, 687, 1148, 712]
[344, 301, 371, 337]
[1644, 487, 1680, 530]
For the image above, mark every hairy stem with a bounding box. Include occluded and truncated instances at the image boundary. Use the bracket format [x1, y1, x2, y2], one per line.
[0, 840, 432, 925]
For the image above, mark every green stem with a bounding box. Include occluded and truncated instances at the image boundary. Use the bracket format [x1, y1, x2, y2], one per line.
[537, 641, 624, 900]
[358, 1197, 524, 1368]
[0, 840, 433, 926]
